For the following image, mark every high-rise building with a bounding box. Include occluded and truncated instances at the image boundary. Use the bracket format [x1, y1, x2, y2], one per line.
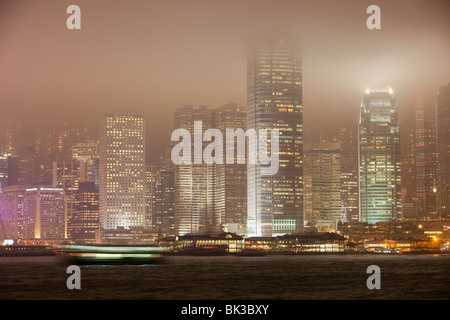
[401, 129, 418, 219]
[437, 83, 450, 217]
[99, 115, 146, 231]
[304, 141, 342, 224]
[173, 105, 215, 235]
[0, 185, 28, 240]
[214, 103, 247, 230]
[359, 88, 401, 223]
[23, 187, 66, 240]
[72, 141, 100, 184]
[246, 37, 303, 236]
[153, 169, 175, 236]
[0, 154, 9, 191]
[145, 165, 157, 229]
[71, 182, 99, 244]
[15, 128, 36, 186]
[53, 160, 80, 239]
[339, 128, 359, 222]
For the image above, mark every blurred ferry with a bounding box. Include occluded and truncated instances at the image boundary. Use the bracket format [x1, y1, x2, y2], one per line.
[57, 244, 170, 265]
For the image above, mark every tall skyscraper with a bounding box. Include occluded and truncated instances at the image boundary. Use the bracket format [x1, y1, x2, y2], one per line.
[246, 37, 303, 236]
[153, 169, 175, 236]
[145, 165, 157, 229]
[304, 141, 342, 223]
[437, 83, 450, 217]
[99, 115, 146, 231]
[173, 105, 215, 235]
[0, 154, 9, 191]
[214, 103, 247, 230]
[339, 128, 359, 222]
[359, 88, 401, 223]
[401, 129, 418, 219]
[71, 182, 99, 244]
[53, 160, 80, 239]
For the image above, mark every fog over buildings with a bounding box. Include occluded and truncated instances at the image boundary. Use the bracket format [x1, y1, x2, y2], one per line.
[0, 0, 449, 164]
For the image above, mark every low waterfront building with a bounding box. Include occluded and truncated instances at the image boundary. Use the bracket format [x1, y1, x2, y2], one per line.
[244, 237, 277, 252]
[276, 233, 346, 253]
[158, 232, 244, 254]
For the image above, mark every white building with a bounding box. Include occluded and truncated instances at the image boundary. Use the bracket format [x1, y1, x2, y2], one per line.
[99, 115, 146, 231]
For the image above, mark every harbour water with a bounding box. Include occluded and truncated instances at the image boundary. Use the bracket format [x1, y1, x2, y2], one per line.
[0, 254, 448, 300]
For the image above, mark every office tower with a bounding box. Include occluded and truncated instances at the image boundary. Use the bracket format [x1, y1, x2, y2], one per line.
[401, 130, 418, 219]
[359, 88, 401, 223]
[7, 156, 19, 186]
[437, 83, 450, 217]
[173, 105, 215, 235]
[99, 115, 146, 231]
[153, 169, 175, 236]
[0, 154, 8, 191]
[23, 187, 66, 240]
[339, 128, 359, 222]
[72, 141, 100, 184]
[414, 95, 437, 218]
[304, 141, 342, 223]
[53, 160, 80, 239]
[247, 37, 303, 236]
[15, 128, 36, 185]
[71, 182, 99, 244]
[145, 165, 157, 229]
[0, 185, 28, 240]
[53, 160, 80, 191]
[214, 103, 247, 229]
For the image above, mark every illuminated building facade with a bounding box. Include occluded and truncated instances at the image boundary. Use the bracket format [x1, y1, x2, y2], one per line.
[52, 160, 80, 239]
[246, 38, 303, 236]
[153, 169, 175, 236]
[414, 95, 437, 217]
[437, 83, 450, 216]
[99, 115, 146, 231]
[23, 187, 66, 240]
[214, 103, 247, 230]
[304, 141, 342, 224]
[145, 165, 157, 229]
[72, 141, 99, 184]
[173, 105, 215, 235]
[339, 128, 359, 222]
[0, 154, 9, 191]
[0, 185, 28, 240]
[71, 182, 99, 244]
[359, 88, 401, 223]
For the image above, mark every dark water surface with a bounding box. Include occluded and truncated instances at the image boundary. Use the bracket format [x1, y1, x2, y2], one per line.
[0, 254, 449, 300]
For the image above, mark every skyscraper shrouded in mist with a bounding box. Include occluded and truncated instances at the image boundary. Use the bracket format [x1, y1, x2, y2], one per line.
[246, 37, 303, 237]
[359, 88, 401, 224]
[99, 115, 146, 231]
[437, 83, 450, 217]
[414, 95, 437, 218]
[339, 128, 359, 223]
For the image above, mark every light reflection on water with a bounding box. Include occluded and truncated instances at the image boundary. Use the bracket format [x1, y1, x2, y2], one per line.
[0, 254, 448, 300]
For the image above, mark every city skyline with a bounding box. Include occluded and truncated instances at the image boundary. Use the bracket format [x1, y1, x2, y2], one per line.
[1, 1, 450, 307]
[0, 1, 449, 165]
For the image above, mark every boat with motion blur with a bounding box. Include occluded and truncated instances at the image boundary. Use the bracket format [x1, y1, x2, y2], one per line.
[57, 244, 170, 265]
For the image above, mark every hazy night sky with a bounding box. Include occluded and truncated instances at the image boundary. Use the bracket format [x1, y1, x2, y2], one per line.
[0, 0, 449, 163]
